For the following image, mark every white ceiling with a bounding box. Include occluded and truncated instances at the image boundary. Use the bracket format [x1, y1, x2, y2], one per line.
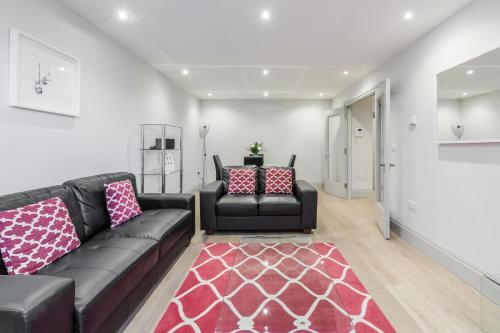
[61, 0, 471, 100]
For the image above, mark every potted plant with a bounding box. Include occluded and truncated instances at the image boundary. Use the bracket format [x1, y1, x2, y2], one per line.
[248, 142, 264, 156]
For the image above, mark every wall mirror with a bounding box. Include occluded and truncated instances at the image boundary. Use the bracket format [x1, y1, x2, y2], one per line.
[437, 47, 500, 143]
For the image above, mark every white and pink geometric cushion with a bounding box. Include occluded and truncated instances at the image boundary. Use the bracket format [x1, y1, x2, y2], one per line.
[228, 168, 256, 194]
[104, 179, 142, 227]
[265, 168, 293, 194]
[0, 197, 81, 275]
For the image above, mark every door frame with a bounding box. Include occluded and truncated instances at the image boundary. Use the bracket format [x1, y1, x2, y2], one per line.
[324, 107, 348, 198]
[341, 79, 391, 240]
[344, 91, 376, 200]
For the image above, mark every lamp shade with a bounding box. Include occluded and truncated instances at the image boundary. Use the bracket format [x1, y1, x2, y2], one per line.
[199, 125, 210, 138]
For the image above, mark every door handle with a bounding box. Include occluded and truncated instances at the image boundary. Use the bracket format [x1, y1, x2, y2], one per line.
[380, 163, 385, 167]
[389, 163, 396, 168]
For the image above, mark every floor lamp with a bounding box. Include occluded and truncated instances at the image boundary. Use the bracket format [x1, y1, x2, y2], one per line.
[199, 125, 210, 188]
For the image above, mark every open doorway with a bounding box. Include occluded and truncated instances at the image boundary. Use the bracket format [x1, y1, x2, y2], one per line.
[348, 95, 375, 199]
[324, 79, 392, 239]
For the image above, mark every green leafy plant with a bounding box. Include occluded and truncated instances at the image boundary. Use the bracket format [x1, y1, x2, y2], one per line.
[248, 142, 264, 155]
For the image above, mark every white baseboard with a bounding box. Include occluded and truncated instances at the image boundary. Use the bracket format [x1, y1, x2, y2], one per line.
[351, 189, 374, 198]
[390, 218, 484, 291]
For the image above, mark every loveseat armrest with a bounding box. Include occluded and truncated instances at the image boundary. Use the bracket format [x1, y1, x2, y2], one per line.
[0, 275, 75, 333]
[200, 181, 224, 232]
[294, 180, 318, 230]
[138, 193, 195, 212]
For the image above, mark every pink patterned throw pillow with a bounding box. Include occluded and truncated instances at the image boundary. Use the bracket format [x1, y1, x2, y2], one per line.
[265, 168, 293, 194]
[0, 197, 81, 275]
[105, 180, 142, 227]
[228, 168, 256, 194]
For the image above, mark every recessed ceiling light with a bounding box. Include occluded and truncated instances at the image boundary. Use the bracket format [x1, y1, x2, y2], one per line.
[263, 91, 269, 97]
[182, 69, 189, 76]
[463, 92, 468, 96]
[261, 10, 271, 21]
[262, 69, 269, 76]
[117, 10, 129, 21]
[207, 92, 213, 96]
[404, 12, 414, 20]
[58, 67, 66, 72]
[318, 92, 325, 97]
[466, 69, 475, 75]
[343, 70, 349, 75]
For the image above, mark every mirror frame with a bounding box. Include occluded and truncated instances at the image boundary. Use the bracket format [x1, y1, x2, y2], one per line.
[436, 45, 500, 145]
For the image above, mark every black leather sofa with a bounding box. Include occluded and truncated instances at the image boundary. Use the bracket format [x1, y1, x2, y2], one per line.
[0, 172, 195, 333]
[200, 166, 317, 234]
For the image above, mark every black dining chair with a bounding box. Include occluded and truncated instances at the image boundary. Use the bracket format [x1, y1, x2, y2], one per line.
[213, 155, 223, 180]
[288, 154, 296, 167]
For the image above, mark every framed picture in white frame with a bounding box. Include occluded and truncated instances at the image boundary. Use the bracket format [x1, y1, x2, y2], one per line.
[9, 28, 81, 117]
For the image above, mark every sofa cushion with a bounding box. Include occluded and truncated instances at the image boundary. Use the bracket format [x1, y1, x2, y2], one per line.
[258, 194, 301, 216]
[0, 186, 85, 275]
[228, 168, 257, 194]
[217, 195, 258, 216]
[92, 209, 191, 257]
[63, 172, 138, 239]
[0, 197, 81, 275]
[265, 168, 293, 194]
[223, 166, 258, 193]
[258, 166, 295, 194]
[105, 180, 142, 227]
[36, 237, 157, 333]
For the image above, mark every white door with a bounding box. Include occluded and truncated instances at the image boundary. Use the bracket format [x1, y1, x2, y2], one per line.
[374, 79, 392, 239]
[324, 108, 348, 198]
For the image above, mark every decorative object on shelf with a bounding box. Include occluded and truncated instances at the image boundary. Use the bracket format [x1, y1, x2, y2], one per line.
[165, 138, 175, 150]
[247, 141, 264, 155]
[9, 29, 81, 117]
[450, 122, 465, 140]
[140, 124, 183, 193]
[199, 125, 210, 188]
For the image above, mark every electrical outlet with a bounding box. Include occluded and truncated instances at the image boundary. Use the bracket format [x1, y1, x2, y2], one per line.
[407, 200, 418, 212]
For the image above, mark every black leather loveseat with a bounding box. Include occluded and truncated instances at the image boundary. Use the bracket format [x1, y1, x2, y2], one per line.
[200, 166, 317, 234]
[0, 172, 195, 333]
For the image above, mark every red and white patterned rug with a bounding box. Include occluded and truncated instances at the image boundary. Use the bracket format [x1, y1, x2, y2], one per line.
[155, 242, 396, 333]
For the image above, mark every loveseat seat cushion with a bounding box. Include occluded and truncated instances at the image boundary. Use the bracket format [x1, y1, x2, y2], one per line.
[217, 194, 258, 216]
[258, 194, 301, 216]
[36, 238, 157, 333]
[92, 209, 192, 257]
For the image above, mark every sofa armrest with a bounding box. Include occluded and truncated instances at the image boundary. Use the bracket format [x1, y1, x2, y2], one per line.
[294, 180, 318, 230]
[138, 193, 196, 237]
[0, 275, 74, 333]
[200, 181, 224, 231]
[138, 193, 195, 212]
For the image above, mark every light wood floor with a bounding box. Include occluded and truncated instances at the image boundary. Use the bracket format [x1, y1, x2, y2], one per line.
[123, 191, 482, 333]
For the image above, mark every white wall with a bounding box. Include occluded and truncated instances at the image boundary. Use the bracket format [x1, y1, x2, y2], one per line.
[350, 96, 374, 195]
[0, 0, 201, 195]
[200, 99, 330, 184]
[333, 0, 500, 276]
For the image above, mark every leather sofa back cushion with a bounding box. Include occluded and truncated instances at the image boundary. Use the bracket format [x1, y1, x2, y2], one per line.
[259, 166, 296, 194]
[228, 168, 257, 194]
[265, 168, 293, 194]
[0, 197, 81, 275]
[64, 172, 138, 239]
[223, 166, 258, 193]
[105, 180, 142, 227]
